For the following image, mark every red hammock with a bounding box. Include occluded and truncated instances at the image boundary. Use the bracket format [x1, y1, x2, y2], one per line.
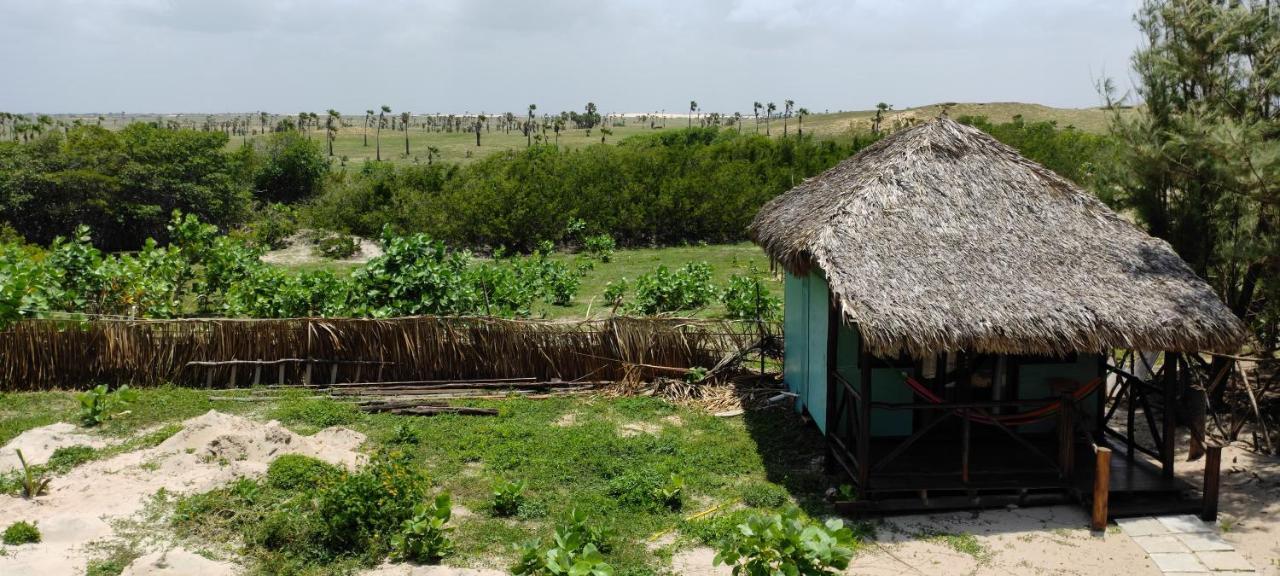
[899, 373, 1105, 426]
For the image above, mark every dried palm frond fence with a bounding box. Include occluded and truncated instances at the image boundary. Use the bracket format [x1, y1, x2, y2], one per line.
[0, 316, 778, 392]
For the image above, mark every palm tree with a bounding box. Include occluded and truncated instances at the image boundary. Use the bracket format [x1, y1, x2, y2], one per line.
[600, 127, 612, 143]
[377, 105, 390, 161]
[325, 109, 340, 156]
[783, 100, 794, 136]
[364, 110, 374, 147]
[752, 102, 762, 133]
[689, 100, 698, 128]
[400, 111, 411, 155]
[426, 146, 440, 165]
[475, 114, 486, 146]
[259, 112, 269, 136]
[796, 107, 809, 137]
[733, 112, 743, 134]
[765, 102, 776, 136]
[526, 104, 536, 147]
[872, 102, 892, 134]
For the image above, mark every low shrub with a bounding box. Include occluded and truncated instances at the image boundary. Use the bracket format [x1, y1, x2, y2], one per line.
[270, 396, 360, 429]
[79, 384, 137, 427]
[713, 507, 857, 576]
[628, 262, 717, 315]
[607, 471, 682, 512]
[315, 450, 430, 556]
[583, 234, 616, 262]
[390, 493, 454, 563]
[388, 422, 421, 445]
[512, 508, 614, 576]
[720, 269, 781, 320]
[492, 477, 527, 517]
[2, 522, 40, 545]
[241, 203, 298, 250]
[3, 520, 40, 545]
[266, 454, 344, 491]
[312, 232, 360, 259]
[739, 482, 789, 509]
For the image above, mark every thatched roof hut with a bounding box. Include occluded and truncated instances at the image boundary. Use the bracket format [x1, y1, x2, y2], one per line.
[750, 117, 1246, 358]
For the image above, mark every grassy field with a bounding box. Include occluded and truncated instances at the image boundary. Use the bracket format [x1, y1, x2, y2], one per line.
[56, 102, 1125, 166]
[0, 387, 843, 574]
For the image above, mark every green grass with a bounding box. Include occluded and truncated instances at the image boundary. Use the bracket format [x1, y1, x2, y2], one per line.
[0, 388, 844, 574]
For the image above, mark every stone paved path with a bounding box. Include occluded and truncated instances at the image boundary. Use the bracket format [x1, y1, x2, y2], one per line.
[1117, 515, 1257, 575]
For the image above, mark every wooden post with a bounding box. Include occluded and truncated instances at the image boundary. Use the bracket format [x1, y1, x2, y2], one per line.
[329, 362, 339, 385]
[1096, 354, 1107, 441]
[1200, 445, 1221, 522]
[825, 301, 840, 474]
[961, 413, 971, 483]
[278, 363, 285, 385]
[253, 365, 262, 386]
[1126, 379, 1137, 461]
[857, 334, 872, 490]
[1092, 446, 1112, 531]
[229, 365, 237, 388]
[1162, 353, 1179, 479]
[1058, 393, 1075, 478]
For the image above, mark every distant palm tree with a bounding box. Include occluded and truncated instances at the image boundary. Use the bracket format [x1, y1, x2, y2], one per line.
[326, 109, 340, 156]
[752, 102, 762, 134]
[783, 100, 794, 136]
[689, 100, 698, 128]
[733, 112, 743, 134]
[377, 105, 390, 161]
[872, 102, 892, 134]
[364, 110, 374, 147]
[796, 107, 809, 137]
[475, 114, 486, 146]
[526, 104, 536, 147]
[765, 102, 776, 136]
[426, 146, 440, 165]
[400, 111, 411, 155]
[600, 127, 612, 143]
[259, 111, 269, 136]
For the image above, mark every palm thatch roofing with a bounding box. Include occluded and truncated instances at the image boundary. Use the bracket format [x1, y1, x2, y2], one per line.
[750, 117, 1246, 358]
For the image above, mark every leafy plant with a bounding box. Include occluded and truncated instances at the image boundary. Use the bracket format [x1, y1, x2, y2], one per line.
[389, 422, 421, 445]
[2, 520, 41, 545]
[312, 232, 360, 259]
[492, 477, 527, 517]
[629, 263, 717, 315]
[315, 450, 429, 555]
[79, 384, 137, 427]
[390, 493, 454, 563]
[721, 268, 781, 320]
[583, 234, 616, 263]
[655, 474, 684, 510]
[14, 449, 49, 499]
[740, 482, 789, 509]
[266, 454, 343, 491]
[512, 509, 614, 576]
[713, 508, 857, 576]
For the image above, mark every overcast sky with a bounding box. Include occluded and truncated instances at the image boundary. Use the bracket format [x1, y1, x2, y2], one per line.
[0, 0, 1144, 115]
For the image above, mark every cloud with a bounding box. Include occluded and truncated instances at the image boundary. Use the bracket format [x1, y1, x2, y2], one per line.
[0, 0, 1143, 114]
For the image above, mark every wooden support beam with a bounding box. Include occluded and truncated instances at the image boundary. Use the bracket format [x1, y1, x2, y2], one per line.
[826, 298, 839, 474]
[1201, 445, 1221, 522]
[1058, 393, 1075, 478]
[1092, 446, 1112, 531]
[1163, 353, 1179, 479]
[857, 335, 871, 490]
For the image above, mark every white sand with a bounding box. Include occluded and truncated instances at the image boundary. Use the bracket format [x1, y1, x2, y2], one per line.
[0, 410, 366, 575]
[361, 564, 506, 576]
[0, 422, 113, 474]
[1174, 437, 1279, 575]
[121, 548, 237, 576]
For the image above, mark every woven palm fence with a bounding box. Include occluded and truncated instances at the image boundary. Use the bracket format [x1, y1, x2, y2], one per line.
[0, 316, 771, 391]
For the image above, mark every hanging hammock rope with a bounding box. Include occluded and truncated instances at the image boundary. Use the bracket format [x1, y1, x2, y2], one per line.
[898, 373, 1105, 426]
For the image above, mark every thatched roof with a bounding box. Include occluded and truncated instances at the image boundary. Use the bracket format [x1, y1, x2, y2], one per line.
[750, 117, 1246, 358]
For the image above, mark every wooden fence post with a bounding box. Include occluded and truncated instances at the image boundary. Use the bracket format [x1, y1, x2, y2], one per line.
[1092, 446, 1112, 531]
[1201, 445, 1221, 522]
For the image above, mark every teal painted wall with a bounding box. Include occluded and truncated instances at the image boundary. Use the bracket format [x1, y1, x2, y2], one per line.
[782, 270, 829, 433]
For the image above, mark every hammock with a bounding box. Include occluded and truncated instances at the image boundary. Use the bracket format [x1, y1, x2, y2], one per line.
[899, 373, 1105, 426]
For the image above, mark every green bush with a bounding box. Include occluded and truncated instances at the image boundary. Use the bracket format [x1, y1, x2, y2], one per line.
[241, 203, 298, 250]
[315, 450, 429, 555]
[3, 520, 41, 545]
[388, 423, 421, 445]
[512, 509, 614, 576]
[390, 493, 454, 563]
[739, 482, 789, 509]
[312, 232, 360, 259]
[607, 471, 682, 511]
[491, 477, 527, 517]
[721, 269, 781, 320]
[583, 234, 616, 262]
[628, 263, 717, 315]
[713, 508, 857, 576]
[266, 454, 343, 491]
[79, 384, 137, 427]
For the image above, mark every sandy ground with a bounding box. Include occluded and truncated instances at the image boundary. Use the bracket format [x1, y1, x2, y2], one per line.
[0, 411, 366, 575]
[672, 505, 1161, 576]
[0, 422, 115, 474]
[1174, 435, 1279, 575]
[260, 230, 382, 267]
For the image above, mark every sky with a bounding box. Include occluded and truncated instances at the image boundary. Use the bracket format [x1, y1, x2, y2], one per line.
[0, 0, 1145, 115]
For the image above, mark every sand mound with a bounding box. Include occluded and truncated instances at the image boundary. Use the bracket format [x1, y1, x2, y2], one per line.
[0, 410, 365, 575]
[122, 548, 238, 576]
[0, 422, 113, 473]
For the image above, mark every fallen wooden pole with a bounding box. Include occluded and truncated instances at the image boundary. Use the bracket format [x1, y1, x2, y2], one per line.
[362, 404, 498, 416]
[321, 377, 539, 388]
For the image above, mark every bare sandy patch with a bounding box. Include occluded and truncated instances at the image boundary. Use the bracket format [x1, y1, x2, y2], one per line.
[361, 563, 506, 575]
[618, 422, 662, 437]
[0, 422, 114, 473]
[1172, 435, 1279, 575]
[260, 230, 382, 267]
[0, 410, 365, 575]
[121, 547, 237, 576]
[554, 412, 579, 427]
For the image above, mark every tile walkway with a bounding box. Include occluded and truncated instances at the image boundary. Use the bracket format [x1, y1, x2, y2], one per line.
[1117, 515, 1257, 575]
